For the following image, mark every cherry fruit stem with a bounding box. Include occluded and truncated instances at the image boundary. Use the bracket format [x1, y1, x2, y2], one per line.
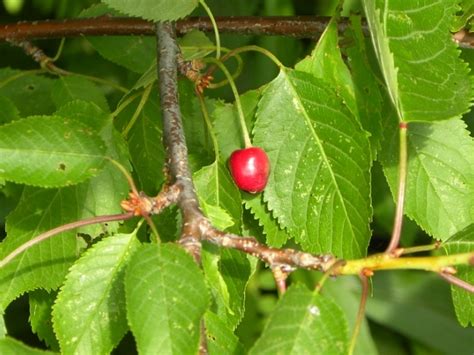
[206, 57, 252, 148]
[199, 0, 221, 59]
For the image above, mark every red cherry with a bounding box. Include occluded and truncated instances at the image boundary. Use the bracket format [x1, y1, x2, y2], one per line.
[229, 147, 270, 193]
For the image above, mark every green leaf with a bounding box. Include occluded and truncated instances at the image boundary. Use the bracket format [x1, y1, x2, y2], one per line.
[29, 290, 59, 351]
[0, 135, 129, 309]
[365, 271, 474, 354]
[0, 97, 20, 124]
[51, 76, 109, 112]
[201, 202, 234, 230]
[296, 18, 358, 120]
[218, 248, 252, 329]
[323, 277, 378, 355]
[128, 31, 213, 90]
[362, 0, 400, 114]
[179, 30, 215, 60]
[443, 224, 474, 327]
[0, 69, 55, 116]
[52, 232, 139, 354]
[381, 118, 474, 240]
[0, 188, 78, 310]
[55, 104, 131, 235]
[253, 69, 372, 258]
[194, 161, 242, 233]
[55, 100, 110, 132]
[102, 0, 198, 21]
[0, 116, 107, 188]
[205, 311, 244, 355]
[363, 0, 472, 121]
[125, 244, 209, 354]
[80, 4, 155, 73]
[132, 64, 157, 91]
[0, 313, 5, 339]
[202, 245, 251, 330]
[0, 337, 56, 354]
[244, 194, 289, 248]
[118, 94, 165, 193]
[249, 284, 349, 354]
[453, 0, 474, 31]
[180, 80, 214, 165]
[343, 15, 385, 155]
[202, 245, 232, 324]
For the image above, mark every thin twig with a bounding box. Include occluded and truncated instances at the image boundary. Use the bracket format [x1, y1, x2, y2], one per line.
[0, 16, 338, 41]
[0, 17, 472, 49]
[439, 272, 474, 293]
[348, 272, 370, 355]
[0, 212, 134, 269]
[202, 223, 337, 272]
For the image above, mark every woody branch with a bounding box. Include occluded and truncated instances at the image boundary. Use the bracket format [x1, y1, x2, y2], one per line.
[0, 16, 472, 49]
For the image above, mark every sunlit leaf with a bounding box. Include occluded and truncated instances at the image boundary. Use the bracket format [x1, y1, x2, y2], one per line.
[296, 18, 358, 119]
[254, 69, 371, 258]
[0, 116, 107, 187]
[53, 233, 139, 354]
[125, 244, 209, 354]
[363, 0, 472, 122]
[205, 311, 244, 354]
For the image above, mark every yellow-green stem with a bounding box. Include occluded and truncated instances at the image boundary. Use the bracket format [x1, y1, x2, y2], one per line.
[51, 38, 66, 61]
[206, 57, 252, 148]
[338, 252, 473, 275]
[396, 243, 440, 255]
